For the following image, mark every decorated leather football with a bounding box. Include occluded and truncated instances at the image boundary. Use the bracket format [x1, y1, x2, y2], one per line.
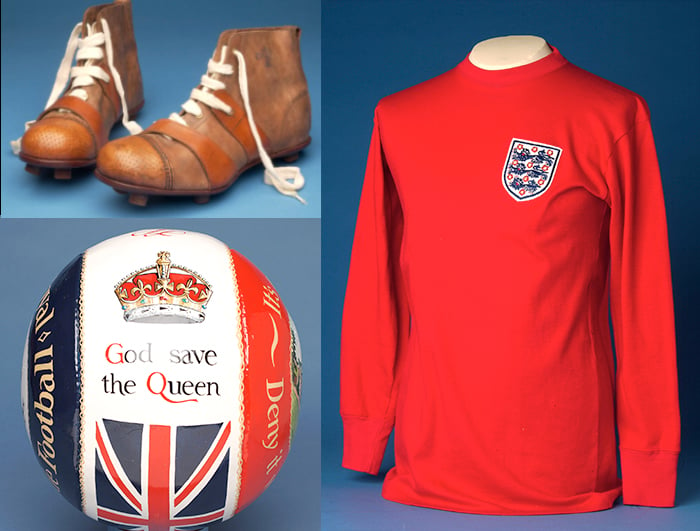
[21, 229, 302, 530]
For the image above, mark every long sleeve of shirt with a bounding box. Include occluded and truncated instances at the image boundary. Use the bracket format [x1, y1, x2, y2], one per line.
[605, 107, 680, 507]
[340, 115, 409, 474]
[339, 47, 680, 515]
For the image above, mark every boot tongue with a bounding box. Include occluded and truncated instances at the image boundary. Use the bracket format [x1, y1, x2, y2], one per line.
[210, 30, 240, 87]
[216, 30, 238, 56]
[176, 31, 242, 128]
[213, 31, 246, 103]
[72, 11, 106, 108]
[46, 4, 109, 114]
[81, 4, 102, 34]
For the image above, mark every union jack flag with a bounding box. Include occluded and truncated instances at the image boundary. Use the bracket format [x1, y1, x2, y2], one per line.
[94, 419, 233, 531]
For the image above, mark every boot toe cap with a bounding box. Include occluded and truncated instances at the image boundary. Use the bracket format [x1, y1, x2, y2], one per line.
[21, 117, 96, 164]
[97, 136, 167, 190]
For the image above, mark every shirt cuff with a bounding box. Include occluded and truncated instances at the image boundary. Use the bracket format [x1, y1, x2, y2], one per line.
[620, 448, 679, 507]
[342, 416, 393, 474]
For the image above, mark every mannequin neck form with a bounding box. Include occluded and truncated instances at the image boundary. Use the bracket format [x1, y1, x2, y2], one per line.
[469, 36, 552, 70]
[108, 528, 209, 531]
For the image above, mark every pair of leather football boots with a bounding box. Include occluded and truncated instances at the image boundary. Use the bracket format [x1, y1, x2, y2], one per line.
[13, 0, 311, 206]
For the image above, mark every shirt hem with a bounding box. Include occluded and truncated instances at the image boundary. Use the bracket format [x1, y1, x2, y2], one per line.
[381, 487, 622, 516]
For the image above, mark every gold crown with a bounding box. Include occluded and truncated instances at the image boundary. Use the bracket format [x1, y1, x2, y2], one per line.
[114, 251, 212, 323]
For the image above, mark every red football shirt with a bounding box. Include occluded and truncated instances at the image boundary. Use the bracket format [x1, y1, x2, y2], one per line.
[340, 47, 680, 515]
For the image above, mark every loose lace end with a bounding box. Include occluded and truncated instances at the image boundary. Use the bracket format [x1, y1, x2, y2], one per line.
[10, 138, 22, 156]
[233, 49, 307, 204]
[11, 120, 36, 157]
[123, 120, 143, 135]
[264, 166, 307, 204]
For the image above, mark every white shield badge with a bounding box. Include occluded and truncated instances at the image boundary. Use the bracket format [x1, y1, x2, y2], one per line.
[502, 139, 562, 202]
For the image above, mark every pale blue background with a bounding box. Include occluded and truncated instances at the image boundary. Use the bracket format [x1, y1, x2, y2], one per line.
[321, 0, 700, 530]
[0, 219, 320, 530]
[0, 0, 321, 217]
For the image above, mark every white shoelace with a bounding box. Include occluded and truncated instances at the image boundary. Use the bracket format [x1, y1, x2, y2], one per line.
[11, 19, 142, 155]
[170, 46, 306, 203]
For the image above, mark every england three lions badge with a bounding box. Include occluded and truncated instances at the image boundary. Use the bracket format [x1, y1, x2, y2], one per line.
[502, 139, 562, 201]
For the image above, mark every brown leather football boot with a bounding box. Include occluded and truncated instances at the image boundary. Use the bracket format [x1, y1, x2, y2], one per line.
[95, 26, 311, 206]
[12, 0, 144, 180]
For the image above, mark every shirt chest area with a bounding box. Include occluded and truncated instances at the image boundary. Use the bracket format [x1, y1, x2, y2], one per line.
[378, 101, 612, 244]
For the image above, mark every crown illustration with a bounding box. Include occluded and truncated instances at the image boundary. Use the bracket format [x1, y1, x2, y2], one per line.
[114, 251, 212, 323]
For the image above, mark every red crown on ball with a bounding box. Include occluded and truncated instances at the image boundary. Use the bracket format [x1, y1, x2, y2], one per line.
[114, 251, 213, 323]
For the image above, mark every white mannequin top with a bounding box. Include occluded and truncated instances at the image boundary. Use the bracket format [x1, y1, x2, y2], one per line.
[469, 36, 552, 70]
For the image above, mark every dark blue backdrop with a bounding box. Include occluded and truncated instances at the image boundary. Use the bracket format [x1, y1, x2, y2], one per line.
[322, 1, 700, 529]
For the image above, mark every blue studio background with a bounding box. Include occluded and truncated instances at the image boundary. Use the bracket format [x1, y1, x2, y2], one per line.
[322, 1, 700, 530]
[0, 219, 320, 530]
[0, 0, 320, 217]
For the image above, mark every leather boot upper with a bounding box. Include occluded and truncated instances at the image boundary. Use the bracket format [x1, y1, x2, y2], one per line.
[19, 0, 144, 167]
[97, 26, 311, 198]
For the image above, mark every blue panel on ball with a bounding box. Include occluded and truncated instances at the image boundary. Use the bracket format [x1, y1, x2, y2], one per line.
[103, 419, 143, 494]
[175, 449, 229, 518]
[175, 422, 222, 491]
[95, 450, 140, 516]
[26, 254, 84, 511]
